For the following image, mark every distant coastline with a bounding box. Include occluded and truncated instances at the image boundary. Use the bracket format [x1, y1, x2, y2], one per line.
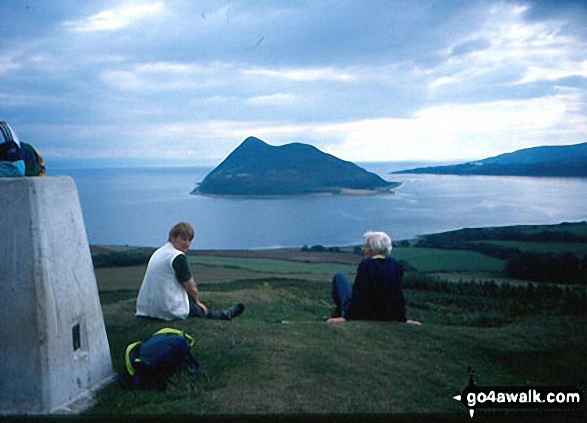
[191, 182, 401, 198]
[393, 142, 587, 178]
[90, 221, 587, 253]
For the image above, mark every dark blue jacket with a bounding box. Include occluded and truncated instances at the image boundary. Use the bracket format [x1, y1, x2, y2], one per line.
[347, 256, 406, 322]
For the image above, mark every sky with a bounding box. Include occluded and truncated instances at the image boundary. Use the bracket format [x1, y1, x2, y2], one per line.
[1, 0, 587, 166]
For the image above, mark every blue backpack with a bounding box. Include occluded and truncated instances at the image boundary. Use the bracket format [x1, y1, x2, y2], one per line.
[118, 328, 200, 390]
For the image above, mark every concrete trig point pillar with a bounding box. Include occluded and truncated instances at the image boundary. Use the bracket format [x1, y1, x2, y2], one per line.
[0, 176, 113, 414]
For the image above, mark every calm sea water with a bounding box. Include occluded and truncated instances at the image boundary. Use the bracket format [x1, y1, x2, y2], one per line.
[51, 163, 587, 249]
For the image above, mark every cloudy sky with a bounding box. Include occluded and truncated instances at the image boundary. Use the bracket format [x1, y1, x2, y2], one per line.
[2, 0, 587, 165]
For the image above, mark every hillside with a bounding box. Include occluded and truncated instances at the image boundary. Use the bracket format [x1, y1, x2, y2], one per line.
[393, 142, 587, 177]
[89, 222, 587, 417]
[192, 137, 399, 196]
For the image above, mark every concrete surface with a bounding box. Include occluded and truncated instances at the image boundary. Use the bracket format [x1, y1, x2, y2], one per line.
[0, 176, 114, 414]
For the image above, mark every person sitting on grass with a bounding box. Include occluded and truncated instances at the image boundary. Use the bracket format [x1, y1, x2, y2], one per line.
[326, 231, 420, 325]
[136, 222, 245, 321]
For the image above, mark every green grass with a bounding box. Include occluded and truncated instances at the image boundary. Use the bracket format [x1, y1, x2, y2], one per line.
[189, 255, 357, 275]
[392, 247, 505, 272]
[87, 234, 587, 418]
[94, 266, 146, 291]
[93, 242, 507, 277]
[190, 247, 505, 275]
[90, 280, 587, 416]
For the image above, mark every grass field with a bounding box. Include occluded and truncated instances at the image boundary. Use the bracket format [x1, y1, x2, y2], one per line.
[392, 247, 505, 272]
[190, 255, 358, 277]
[86, 223, 587, 420]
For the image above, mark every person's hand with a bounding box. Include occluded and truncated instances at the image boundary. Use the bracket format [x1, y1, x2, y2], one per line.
[326, 317, 347, 323]
[406, 319, 422, 326]
[197, 301, 209, 315]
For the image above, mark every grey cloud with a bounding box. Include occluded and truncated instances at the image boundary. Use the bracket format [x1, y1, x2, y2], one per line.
[2, 0, 587, 163]
[450, 38, 492, 56]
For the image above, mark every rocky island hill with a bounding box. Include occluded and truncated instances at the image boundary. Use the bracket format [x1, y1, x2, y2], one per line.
[393, 141, 587, 177]
[192, 137, 399, 196]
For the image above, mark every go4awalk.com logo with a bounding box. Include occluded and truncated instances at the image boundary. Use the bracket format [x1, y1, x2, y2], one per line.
[452, 367, 584, 418]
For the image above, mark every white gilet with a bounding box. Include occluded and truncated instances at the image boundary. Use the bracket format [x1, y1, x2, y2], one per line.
[136, 242, 189, 321]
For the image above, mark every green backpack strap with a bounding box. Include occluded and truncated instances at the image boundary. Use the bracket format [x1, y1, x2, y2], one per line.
[125, 341, 142, 376]
[152, 328, 196, 347]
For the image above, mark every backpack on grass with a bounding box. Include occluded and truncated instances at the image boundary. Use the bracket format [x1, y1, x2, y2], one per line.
[118, 328, 200, 390]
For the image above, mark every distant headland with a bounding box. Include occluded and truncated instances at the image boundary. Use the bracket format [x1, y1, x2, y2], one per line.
[192, 137, 400, 196]
[393, 142, 587, 177]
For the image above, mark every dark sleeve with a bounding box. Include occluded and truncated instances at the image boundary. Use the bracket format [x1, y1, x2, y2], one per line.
[172, 254, 192, 284]
[396, 264, 407, 322]
[346, 260, 370, 320]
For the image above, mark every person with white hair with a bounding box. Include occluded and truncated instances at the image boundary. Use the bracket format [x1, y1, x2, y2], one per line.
[326, 231, 420, 324]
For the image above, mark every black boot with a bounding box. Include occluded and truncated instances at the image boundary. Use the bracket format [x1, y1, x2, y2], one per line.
[221, 302, 245, 320]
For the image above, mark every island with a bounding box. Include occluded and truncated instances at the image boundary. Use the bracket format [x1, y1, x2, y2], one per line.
[192, 136, 399, 196]
[393, 142, 587, 177]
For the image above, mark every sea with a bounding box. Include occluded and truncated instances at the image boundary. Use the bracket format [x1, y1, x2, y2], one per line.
[50, 162, 587, 250]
